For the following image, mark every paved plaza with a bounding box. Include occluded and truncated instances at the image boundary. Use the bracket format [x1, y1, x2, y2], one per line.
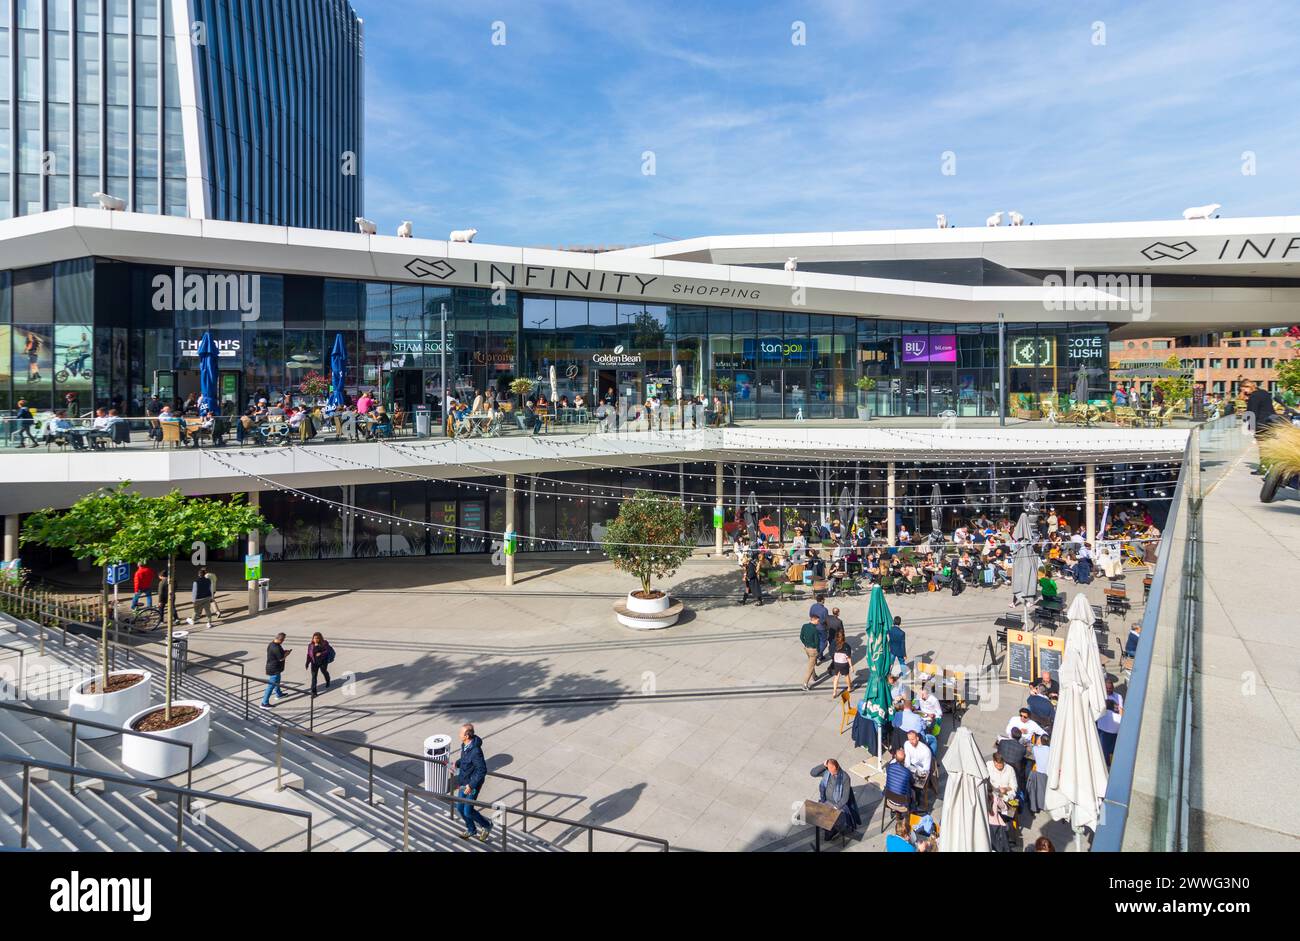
[82, 549, 1141, 851]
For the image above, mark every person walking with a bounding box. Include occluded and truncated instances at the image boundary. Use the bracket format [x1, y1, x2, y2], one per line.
[188, 567, 214, 628]
[260, 632, 291, 708]
[809, 593, 830, 661]
[131, 561, 156, 609]
[305, 632, 334, 697]
[828, 626, 854, 699]
[452, 723, 493, 842]
[800, 614, 823, 691]
[12, 399, 38, 448]
[204, 567, 224, 617]
[823, 606, 845, 662]
[888, 615, 907, 674]
[740, 552, 763, 606]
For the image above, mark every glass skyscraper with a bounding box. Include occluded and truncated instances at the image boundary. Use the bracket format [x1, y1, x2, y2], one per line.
[0, 0, 363, 229]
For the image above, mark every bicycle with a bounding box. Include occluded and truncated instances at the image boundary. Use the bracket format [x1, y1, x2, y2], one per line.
[111, 602, 164, 633]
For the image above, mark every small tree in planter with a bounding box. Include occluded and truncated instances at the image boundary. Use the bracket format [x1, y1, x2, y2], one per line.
[855, 376, 878, 420]
[509, 377, 535, 407]
[22, 484, 148, 713]
[603, 491, 698, 627]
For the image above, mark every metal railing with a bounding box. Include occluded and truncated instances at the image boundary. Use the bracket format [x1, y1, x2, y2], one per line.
[0, 699, 194, 802]
[177, 655, 316, 729]
[1093, 413, 1252, 851]
[402, 786, 670, 852]
[273, 725, 529, 826]
[0, 753, 312, 851]
[0, 644, 25, 698]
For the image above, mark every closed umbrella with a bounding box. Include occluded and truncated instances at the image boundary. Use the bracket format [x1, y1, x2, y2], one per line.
[744, 490, 759, 538]
[1044, 654, 1110, 845]
[549, 363, 558, 404]
[837, 485, 851, 534]
[327, 333, 347, 410]
[929, 483, 943, 539]
[939, 727, 992, 852]
[860, 586, 895, 757]
[1010, 513, 1041, 611]
[1023, 479, 1043, 522]
[197, 331, 219, 412]
[1075, 368, 1090, 406]
[1063, 595, 1107, 718]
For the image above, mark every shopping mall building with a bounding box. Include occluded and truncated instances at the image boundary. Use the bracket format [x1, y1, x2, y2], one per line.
[2, 211, 1300, 421]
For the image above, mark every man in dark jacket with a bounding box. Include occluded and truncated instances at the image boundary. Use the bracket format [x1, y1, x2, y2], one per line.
[453, 723, 493, 841]
[888, 615, 907, 671]
[740, 554, 763, 606]
[800, 615, 822, 691]
[260, 632, 290, 708]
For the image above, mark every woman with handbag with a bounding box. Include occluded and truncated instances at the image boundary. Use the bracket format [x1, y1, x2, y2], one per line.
[305, 632, 335, 697]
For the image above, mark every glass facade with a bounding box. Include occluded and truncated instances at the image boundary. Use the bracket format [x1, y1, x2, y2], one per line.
[1, 0, 363, 229]
[0, 258, 1110, 420]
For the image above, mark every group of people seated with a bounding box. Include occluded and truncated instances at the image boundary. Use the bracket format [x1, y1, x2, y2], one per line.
[43, 407, 126, 450]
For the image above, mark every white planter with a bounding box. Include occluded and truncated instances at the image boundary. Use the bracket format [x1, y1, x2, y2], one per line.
[67, 671, 152, 740]
[120, 700, 211, 779]
[625, 591, 670, 614]
[857, 405, 872, 421]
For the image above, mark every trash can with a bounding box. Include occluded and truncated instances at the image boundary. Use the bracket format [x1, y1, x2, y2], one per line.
[414, 407, 431, 437]
[257, 578, 270, 611]
[423, 733, 453, 793]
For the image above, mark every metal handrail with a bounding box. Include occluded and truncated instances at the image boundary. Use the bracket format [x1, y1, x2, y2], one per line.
[0, 699, 195, 802]
[178, 655, 315, 729]
[0, 644, 25, 698]
[1092, 431, 1193, 852]
[402, 786, 668, 852]
[0, 752, 312, 851]
[274, 725, 530, 829]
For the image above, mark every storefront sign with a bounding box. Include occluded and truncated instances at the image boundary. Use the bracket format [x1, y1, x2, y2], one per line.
[392, 338, 452, 355]
[472, 351, 514, 365]
[244, 554, 262, 581]
[1010, 336, 1055, 368]
[178, 336, 241, 358]
[902, 334, 957, 363]
[1066, 334, 1106, 361]
[746, 338, 816, 364]
[592, 345, 643, 366]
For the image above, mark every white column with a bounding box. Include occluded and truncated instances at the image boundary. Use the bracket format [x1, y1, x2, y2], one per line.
[3, 515, 18, 563]
[247, 491, 262, 614]
[1085, 464, 1097, 544]
[714, 461, 724, 557]
[504, 473, 516, 587]
[887, 462, 897, 547]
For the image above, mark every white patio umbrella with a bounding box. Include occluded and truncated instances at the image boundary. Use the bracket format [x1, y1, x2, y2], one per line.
[549, 364, 558, 403]
[1063, 594, 1107, 718]
[939, 727, 992, 852]
[1044, 654, 1110, 847]
[1010, 513, 1041, 620]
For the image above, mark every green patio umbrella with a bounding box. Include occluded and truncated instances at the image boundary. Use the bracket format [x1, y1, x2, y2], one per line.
[861, 585, 895, 756]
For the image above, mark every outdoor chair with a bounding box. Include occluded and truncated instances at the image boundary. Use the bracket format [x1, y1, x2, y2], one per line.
[909, 576, 927, 593]
[879, 787, 913, 833]
[111, 422, 131, 446]
[778, 582, 799, 603]
[835, 576, 856, 597]
[837, 690, 855, 734]
[879, 574, 895, 594]
[160, 421, 183, 449]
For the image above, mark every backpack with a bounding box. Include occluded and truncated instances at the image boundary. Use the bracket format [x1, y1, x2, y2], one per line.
[325, 645, 336, 664]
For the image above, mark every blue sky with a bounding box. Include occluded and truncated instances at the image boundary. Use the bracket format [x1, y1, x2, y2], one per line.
[357, 0, 1300, 247]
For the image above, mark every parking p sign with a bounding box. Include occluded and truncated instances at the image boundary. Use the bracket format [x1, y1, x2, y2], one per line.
[105, 562, 131, 585]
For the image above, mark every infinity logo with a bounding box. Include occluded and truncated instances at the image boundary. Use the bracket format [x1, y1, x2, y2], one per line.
[1140, 241, 1197, 261]
[405, 258, 456, 279]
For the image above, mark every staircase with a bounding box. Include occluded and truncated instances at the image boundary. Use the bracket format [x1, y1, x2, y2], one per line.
[0, 614, 561, 852]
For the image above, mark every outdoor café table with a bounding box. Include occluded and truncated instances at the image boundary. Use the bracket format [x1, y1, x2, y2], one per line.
[463, 413, 498, 437]
[803, 799, 847, 852]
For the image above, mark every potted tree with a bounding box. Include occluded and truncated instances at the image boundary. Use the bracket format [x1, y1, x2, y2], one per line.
[603, 490, 698, 629]
[509, 377, 535, 407]
[855, 376, 878, 420]
[111, 491, 270, 778]
[22, 484, 152, 739]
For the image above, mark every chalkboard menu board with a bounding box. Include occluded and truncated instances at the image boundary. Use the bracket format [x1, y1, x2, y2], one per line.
[1006, 629, 1035, 686]
[1036, 634, 1064, 683]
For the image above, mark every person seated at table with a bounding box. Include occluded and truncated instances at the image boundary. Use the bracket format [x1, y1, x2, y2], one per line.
[894, 700, 928, 748]
[986, 751, 1019, 811]
[957, 550, 975, 583]
[1038, 568, 1059, 600]
[918, 685, 943, 731]
[789, 527, 808, 563]
[1025, 683, 1055, 725]
[47, 410, 90, 450]
[806, 549, 826, 581]
[997, 727, 1029, 786]
[370, 406, 394, 438]
[897, 524, 911, 545]
[1005, 707, 1048, 742]
[817, 758, 861, 836]
[557, 394, 570, 411]
[535, 392, 549, 410]
[1072, 543, 1094, 584]
[86, 407, 116, 448]
[883, 746, 915, 809]
[903, 729, 932, 794]
[573, 393, 586, 410]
